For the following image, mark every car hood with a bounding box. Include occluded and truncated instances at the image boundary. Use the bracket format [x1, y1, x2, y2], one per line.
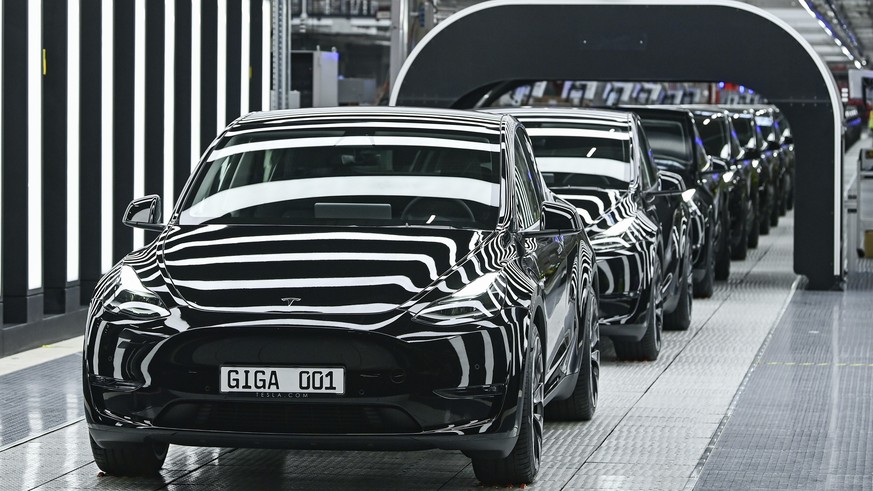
[159, 225, 492, 316]
[551, 188, 626, 228]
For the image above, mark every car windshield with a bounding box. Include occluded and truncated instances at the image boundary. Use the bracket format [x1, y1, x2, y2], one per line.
[522, 121, 632, 190]
[694, 114, 730, 159]
[178, 128, 503, 229]
[639, 119, 692, 166]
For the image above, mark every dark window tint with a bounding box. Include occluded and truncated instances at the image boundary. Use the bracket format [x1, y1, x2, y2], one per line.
[694, 114, 730, 159]
[640, 119, 692, 166]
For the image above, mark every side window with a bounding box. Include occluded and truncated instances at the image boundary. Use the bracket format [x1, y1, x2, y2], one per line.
[513, 134, 542, 230]
[636, 127, 657, 189]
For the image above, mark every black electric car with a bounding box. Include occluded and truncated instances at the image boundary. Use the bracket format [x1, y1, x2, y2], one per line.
[624, 106, 732, 294]
[488, 107, 693, 361]
[683, 106, 757, 259]
[84, 107, 600, 485]
[724, 107, 779, 239]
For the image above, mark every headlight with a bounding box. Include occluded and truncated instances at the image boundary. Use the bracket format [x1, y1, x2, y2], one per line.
[413, 272, 505, 325]
[104, 265, 170, 319]
[722, 170, 735, 184]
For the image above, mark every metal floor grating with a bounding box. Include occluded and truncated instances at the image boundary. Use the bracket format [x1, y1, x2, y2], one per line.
[0, 214, 804, 491]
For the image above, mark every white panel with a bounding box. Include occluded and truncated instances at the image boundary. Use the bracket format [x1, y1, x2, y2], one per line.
[133, 0, 146, 249]
[191, 0, 202, 169]
[67, 0, 81, 282]
[163, 0, 175, 221]
[27, 0, 42, 290]
[240, 0, 250, 115]
[261, 0, 270, 110]
[216, 0, 227, 134]
[101, 0, 114, 272]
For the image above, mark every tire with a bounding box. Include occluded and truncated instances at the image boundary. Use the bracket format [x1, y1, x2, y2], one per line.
[759, 191, 772, 235]
[769, 187, 780, 227]
[747, 198, 760, 249]
[731, 208, 749, 260]
[665, 248, 692, 331]
[546, 295, 599, 421]
[473, 333, 544, 485]
[90, 435, 168, 476]
[693, 233, 715, 299]
[715, 213, 731, 281]
[614, 257, 663, 361]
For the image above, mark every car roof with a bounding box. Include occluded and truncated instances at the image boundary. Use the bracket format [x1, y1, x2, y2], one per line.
[233, 106, 507, 135]
[482, 106, 632, 124]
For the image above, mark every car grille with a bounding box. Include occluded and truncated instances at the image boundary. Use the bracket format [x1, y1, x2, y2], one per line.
[156, 401, 422, 434]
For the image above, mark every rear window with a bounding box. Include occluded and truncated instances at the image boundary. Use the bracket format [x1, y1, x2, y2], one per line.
[640, 119, 692, 163]
[694, 115, 730, 159]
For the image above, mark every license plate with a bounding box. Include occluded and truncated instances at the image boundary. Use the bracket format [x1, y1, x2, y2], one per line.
[219, 366, 344, 394]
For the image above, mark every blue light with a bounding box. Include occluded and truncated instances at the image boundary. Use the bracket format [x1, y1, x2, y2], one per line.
[717, 82, 725, 89]
[739, 85, 746, 93]
[748, 88, 755, 95]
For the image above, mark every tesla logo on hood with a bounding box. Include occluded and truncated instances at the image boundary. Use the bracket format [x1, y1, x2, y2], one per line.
[281, 297, 302, 306]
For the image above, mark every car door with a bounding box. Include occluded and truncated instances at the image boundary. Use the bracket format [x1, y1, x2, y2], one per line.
[513, 128, 572, 375]
[636, 126, 669, 254]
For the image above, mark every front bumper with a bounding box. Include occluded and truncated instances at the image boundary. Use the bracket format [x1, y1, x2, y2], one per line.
[84, 312, 523, 458]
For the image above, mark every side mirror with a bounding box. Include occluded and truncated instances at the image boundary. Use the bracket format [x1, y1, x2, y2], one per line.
[123, 195, 164, 231]
[766, 140, 781, 151]
[781, 135, 794, 146]
[645, 173, 685, 197]
[540, 201, 580, 232]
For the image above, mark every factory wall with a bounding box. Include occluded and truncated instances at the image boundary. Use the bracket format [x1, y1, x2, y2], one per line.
[0, 0, 271, 355]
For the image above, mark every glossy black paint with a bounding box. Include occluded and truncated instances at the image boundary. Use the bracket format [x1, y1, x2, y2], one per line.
[682, 106, 756, 258]
[485, 108, 692, 354]
[723, 106, 779, 237]
[83, 108, 597, 474]
[624, 106, 731, 293]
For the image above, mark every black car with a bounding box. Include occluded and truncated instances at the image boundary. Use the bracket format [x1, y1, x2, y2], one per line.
[625, 106, 732, 294]
[724, 107, 779, 238]
[488, 108, 693, 361]
[770, 106, 796, 212]
[84, 107, 600, 485]
[683, 105, 757, 259]
[728, 105, 790, 226]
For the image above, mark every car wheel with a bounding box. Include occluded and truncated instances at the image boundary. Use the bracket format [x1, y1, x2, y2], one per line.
[693, 231, 715, 299]
[769, 188, 780, 227]
[614, 257, 663, 361]
[715, 213, 731, 281]
[747, 198, 760, 249]
[665, 246, 692, 331]
[473, 332, 544, 485]
[786, 180, 794, 210]
[731, 199, 750, 260]
[546, 294, 599, 421]
[759, 190, 772, 235]
[90, 435, 168, 476]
